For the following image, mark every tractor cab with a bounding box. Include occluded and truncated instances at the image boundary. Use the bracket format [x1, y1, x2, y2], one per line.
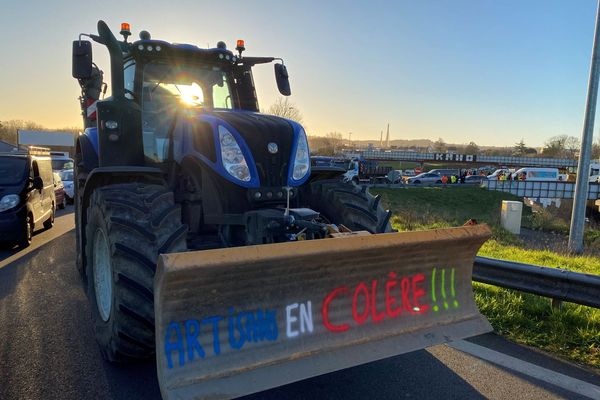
[72, 22, 290, 167]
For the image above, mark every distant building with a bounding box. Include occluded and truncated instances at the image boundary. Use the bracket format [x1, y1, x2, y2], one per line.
[0, 140, 18, 152]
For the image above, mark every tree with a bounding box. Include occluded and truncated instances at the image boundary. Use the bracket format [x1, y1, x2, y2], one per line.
[323, 132, 343, 155]
[592, 135, 600, 159]
[267, 97, 303, 124]
[464, 141, 479, 154]
[513, 139, 527, 156]
[0, 119, 45, 144]
[433, 138, 446, 152]
[542, 135, 579, 158]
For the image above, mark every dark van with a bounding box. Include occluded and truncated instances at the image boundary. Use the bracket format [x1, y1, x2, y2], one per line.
[0, 148, 56, 247]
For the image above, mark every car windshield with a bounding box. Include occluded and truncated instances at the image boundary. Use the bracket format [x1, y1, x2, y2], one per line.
[52, 159, 74, 171]
[0, 157, 27, 185]
[59, 169, 74, 181]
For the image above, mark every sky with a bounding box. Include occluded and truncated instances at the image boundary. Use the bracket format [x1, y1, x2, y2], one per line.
[0, 0, 599, 147]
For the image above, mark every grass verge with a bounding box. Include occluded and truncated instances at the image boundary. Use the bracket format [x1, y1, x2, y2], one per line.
[372, 186, 600, 369]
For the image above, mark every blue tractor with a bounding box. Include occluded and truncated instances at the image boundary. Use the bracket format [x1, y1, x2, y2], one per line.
[72, 21, 392, 361]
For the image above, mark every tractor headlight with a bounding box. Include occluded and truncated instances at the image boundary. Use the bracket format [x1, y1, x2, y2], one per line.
[0, 194, 20, 212]
[289, 127, 310, 183]
[219, 125, 251, 182]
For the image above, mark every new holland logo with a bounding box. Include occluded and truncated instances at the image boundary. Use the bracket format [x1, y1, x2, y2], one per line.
[268, 143, 279, 154]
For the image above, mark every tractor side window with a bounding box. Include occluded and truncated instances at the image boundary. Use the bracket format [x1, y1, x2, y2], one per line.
[213, 78, 233, 109]
[124, 61, 136, 99]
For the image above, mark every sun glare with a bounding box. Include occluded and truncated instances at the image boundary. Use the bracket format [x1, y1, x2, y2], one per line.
[177, 82, 204, 106]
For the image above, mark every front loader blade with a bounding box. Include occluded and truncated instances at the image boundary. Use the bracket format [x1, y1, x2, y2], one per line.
[155, 224, 492, 400]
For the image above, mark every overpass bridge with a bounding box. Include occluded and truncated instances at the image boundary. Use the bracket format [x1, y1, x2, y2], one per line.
[342, 149, 577, 168]
[483, 180, 600, 200]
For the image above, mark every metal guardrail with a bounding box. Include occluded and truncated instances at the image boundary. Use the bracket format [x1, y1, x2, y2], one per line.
[473, 256, 600, 309]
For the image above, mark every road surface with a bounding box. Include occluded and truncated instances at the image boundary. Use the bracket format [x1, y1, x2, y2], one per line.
[0, 207, 598, 399]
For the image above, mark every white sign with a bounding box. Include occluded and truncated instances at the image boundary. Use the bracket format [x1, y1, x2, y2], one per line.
[18, 130, 75, 147]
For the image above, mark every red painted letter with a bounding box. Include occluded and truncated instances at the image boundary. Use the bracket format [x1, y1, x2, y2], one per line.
[385, 272, 401, 318]
[352, 282, 370, 325]
[411, 273, 429, 314]
[322, 287, 350, 332]
[370, 280, 386, 323]
[401, 277, 414, 313]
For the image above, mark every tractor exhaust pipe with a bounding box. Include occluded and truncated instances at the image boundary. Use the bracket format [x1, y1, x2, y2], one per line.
[97, 20, 125, 100]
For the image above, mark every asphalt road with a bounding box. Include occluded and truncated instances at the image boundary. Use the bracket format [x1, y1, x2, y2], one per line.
[0, 209, 599, 399]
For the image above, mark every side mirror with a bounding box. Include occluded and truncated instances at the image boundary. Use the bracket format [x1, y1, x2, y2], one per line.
[72, 40, 93, 79]
[32, 176, 44, 191]
[274, 63, 291, 96]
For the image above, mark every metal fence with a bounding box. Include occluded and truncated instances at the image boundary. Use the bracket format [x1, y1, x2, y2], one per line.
[483, 180, 600, 199]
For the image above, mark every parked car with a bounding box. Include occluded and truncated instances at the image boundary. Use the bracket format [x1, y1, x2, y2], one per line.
[53, 172, 66, 209]
[59, 169, 74, 204]
[50, 151, 74, 172]
[0, 149, 56, 248]
[403, 169, 416, 177]
[385, 170, 404, 183]
[428, 168, 460, 177]
[407, 172, 443, 184]
[464, 175, 486, 185]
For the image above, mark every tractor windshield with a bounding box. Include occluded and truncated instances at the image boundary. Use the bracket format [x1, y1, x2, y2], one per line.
[142, 61, 233, 109]
[141, 61, 234, 161]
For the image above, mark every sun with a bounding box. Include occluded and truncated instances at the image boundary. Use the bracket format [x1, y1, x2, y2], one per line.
[177, 82, 204, 106]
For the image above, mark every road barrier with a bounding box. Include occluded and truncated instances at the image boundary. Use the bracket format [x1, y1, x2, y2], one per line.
[484, 180, 600, 200]
[473, 256, 600, 309]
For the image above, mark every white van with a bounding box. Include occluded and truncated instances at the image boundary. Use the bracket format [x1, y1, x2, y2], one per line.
[511, 168, 559, 181]
[487, 168, 513, 180]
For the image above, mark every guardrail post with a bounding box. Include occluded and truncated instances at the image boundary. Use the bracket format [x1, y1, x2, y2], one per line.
[551, 298, 563, 311]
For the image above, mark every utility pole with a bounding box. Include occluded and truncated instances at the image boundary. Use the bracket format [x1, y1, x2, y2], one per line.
[380, 131, 383, 148]
[569, 0, 600, 253]
[348, 132, 352, 145]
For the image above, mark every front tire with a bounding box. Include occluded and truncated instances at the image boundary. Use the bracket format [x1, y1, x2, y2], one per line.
[85, 183, 187, 362]
[18, 214, 33, 249]
[43, 206, 54, 230]
[304, 178, 392, 233]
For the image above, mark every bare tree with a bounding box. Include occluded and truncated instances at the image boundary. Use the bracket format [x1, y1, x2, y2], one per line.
[433, 138, 446, 152]
[267, 97, 303, 124]
[542, 135, 579, 158]
[0, 120, 45, 144]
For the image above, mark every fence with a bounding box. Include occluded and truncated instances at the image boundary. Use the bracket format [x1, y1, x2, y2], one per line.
[484, 180, 600, 200]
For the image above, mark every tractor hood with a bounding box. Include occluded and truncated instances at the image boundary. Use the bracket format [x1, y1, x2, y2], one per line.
[176, 110, 309, 188]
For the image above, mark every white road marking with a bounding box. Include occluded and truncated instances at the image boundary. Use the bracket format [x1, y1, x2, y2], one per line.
[449, 340, 600, 399]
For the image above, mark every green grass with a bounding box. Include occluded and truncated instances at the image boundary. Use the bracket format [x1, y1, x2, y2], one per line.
[372, 186, 600, 368]
[374, 186, 532, 239]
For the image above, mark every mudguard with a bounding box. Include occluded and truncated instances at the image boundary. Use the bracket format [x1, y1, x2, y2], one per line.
[154, 224, 492, 399]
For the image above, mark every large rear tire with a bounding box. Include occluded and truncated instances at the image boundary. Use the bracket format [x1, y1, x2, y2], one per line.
[85, 183, 187, 362]
[304, 179, 393, 233]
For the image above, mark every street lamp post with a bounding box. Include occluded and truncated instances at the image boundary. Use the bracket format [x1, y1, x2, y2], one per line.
[568, 0, 600, 253]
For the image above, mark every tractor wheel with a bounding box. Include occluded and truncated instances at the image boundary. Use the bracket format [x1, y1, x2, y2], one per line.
[305, 178, 393, 233]
[84, 183, 187, 362]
